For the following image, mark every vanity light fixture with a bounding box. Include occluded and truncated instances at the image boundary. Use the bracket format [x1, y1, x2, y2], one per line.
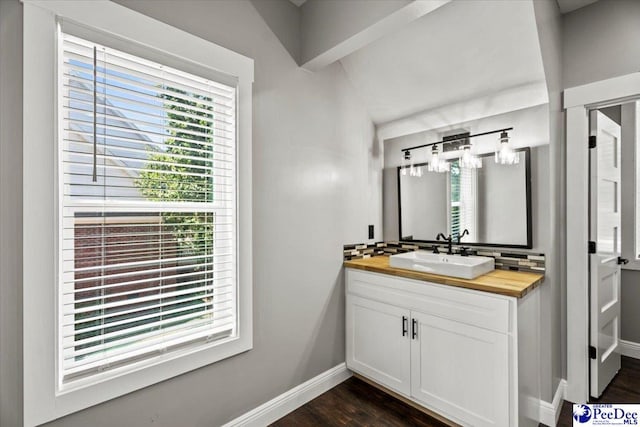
[495, 131, 519, 165]
[400, 127, 514, 173]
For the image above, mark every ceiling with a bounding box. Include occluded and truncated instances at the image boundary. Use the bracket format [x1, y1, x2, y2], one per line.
[289, 0, 307, 7]
[338, 0, 546, 125]
[556, 0, 599, 14]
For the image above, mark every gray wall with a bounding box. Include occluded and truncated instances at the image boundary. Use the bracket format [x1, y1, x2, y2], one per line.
[563, 0, 640, 89]
[300, 0, 410, 65]
[533, 0, 565, 401]
[250, 0, 301, 64]
[600, 105, 621, 126]
[621, 270, 640, 343]
[1, 0, 384, 425]
[563, 0, 640, 346]
[0, 0, 24, 425]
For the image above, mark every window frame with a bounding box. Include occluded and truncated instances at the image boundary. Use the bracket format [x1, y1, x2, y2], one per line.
[23, 2, 253, 426]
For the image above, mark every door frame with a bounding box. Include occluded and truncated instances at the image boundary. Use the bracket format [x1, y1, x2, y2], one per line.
[565, 72, 640, 403]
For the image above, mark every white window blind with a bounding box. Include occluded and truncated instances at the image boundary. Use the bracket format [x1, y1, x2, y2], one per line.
[60, 33, 237, 384]
[450, 161, 477, 241]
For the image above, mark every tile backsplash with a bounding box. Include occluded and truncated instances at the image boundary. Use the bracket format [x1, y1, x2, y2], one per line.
[343, 241, 545, 273]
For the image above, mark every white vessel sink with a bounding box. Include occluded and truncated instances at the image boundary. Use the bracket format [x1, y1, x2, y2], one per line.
[389, 250, 495, 280]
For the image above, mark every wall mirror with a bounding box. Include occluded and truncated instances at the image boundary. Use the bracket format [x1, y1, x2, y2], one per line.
[398, 148, 532, 248]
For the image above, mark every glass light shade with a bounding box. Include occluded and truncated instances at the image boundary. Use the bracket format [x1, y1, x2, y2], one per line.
[427, 148, 439, 172]
[495, 131, 520, 165]
[427, 145, 450, 173]
[402, 150, 423, 177]
[401, 150, 410, 175]
[459, 145, 482, 169]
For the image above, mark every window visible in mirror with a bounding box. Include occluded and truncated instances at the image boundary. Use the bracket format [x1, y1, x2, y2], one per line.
[449, 160, 478, 242]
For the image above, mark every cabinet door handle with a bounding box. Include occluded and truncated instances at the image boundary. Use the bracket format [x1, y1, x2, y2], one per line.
[402, 316, 408, 337]
[412, 318, 418, 340]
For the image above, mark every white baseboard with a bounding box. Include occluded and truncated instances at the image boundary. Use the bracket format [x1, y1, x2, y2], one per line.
[620, 340, 640, 360]
[221, 363, 352, 427]
[538, 379, 567, 427]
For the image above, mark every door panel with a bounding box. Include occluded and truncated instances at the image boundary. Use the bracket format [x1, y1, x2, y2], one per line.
[589, 110, 622, 398]
[410, 311, 510, 427]
[346, 294, 411, 395]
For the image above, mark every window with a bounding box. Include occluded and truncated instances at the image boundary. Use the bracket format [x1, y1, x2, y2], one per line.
[60, 33, 236, 385]
[448, 160, 477, 242]
[23, 2, 253, 425]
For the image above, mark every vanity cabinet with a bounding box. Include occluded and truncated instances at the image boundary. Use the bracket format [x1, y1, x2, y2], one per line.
[346, 268, 538, 427]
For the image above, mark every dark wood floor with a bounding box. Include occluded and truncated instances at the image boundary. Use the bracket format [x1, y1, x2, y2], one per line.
[556, 355, 640, 427]
[272, 356, 640, 427]
[271, 376, 449, 427]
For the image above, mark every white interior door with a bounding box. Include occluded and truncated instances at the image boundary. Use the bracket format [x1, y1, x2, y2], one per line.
[589, 110, 622, 398]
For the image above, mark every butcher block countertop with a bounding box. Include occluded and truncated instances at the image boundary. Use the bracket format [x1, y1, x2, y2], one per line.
[344, 256, 544, 298]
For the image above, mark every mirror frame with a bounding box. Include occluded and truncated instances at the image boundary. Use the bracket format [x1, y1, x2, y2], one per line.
[397, 147, 532, 249]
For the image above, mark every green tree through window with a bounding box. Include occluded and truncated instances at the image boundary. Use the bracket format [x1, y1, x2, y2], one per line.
[134, 87, 217, 328]
[136, 88, 215, 255]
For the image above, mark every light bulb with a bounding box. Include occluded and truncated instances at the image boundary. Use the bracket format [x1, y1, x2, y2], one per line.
[495, 131, 519, 165]
[401, 150, 410, 175]
[427, 145, 450, 173]
[428, 145, 448, 173]
[405, 150, 423, 177]
[428, 147, 439, 172]
[460, 145, 482, 169]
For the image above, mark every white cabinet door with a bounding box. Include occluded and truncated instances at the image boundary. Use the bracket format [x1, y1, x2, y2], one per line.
[410, 311, 510, 427]
[346, 294, 411, 396]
